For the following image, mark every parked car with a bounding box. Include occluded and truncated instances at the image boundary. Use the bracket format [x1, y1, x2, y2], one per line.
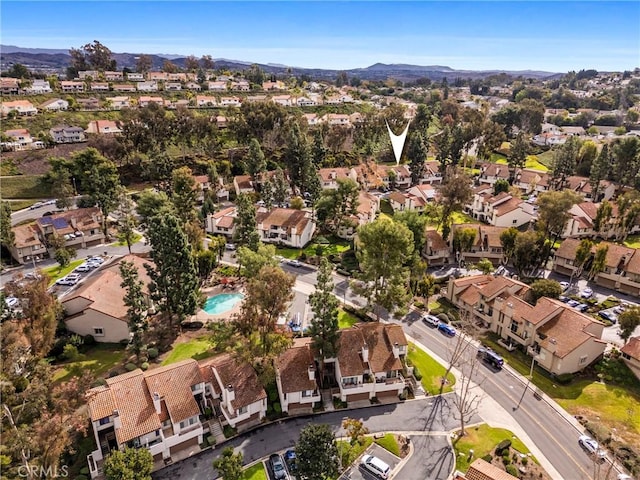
[29, 201, 44, 210]
[361, 454, 391, 479]
[578, 435, 607, 460]
[599, 311, 618, 323]
[580, 287, 594, 299]
[56, 273, 81, 286]
[269, 454, 288, 480]
[225, 243, 236, 251]
[613, 305, 626, 315]
[287, 259, 302, 268]
[567, 299, 580, 308]
[5, 296, 19, 309]
[422, 314, 440, 328]
[438, 323, 456, 337]
[75, 263, 92, 272]
[576, 303, 590, 312]
[283, 450, 297, 475]
[559, 281, 569, 291]
[477, 347, 504, 369]
[87, 256, 105, 264]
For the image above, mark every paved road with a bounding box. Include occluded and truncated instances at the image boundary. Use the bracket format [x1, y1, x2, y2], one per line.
[154, 397, 467, 480]
[9, 197, 83, 226]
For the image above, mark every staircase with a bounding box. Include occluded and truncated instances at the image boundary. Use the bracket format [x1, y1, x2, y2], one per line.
[208, 418, 225, 445]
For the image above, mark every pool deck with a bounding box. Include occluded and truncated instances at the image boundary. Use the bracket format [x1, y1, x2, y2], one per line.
[195, 283, 245, 323]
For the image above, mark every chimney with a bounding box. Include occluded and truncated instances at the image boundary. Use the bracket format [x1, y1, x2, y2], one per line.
[362, 344, 369, 363]
[505, 302, 514, 319]
[308, 363, 316, 381]
[392, 342, 400, 359]
[225, 384, 235, 412]
[112, 410, 121, 430]
[547, 338, 557, 355]
[152, 392, 161, 415]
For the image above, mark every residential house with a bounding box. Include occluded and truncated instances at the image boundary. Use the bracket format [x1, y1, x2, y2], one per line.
[86, 120, 122, 135]
[303, 113, 320, 126]
[336, 191, 380, 240]
[219, 97, 241, 107]
[233, 175, 255, 195]
[112, 84, 137, 93]
[90, 82, 110, 92]
[138, 96, 164, 107]
[7, 223, 47, 266]
[185, 82, 202, 91]
[448, 275, 606, 375]
[196, 95, 218, 107]
[208, 81, 227, 91]
[262, 81, 286, 91]
[418, 161, 443, 185]
[77, 97, 101, 110]
[378, 164, 411, 190]
[451, 224, 507, 265]
[324, 113, 351, 126]
[2, 129, 36, 151]
[422, 229, 451, 266]
[126, 72, 145, 81]
[78, 71, 99, 80]
[407, 184, 438, 203]
[216, 116, 228, 129]
[165, 82, 182, 91]
[137, 81, 159, 92]
[9, 208, 104, 264]
[230, 80, 250, 91]
[454, 458, 519, 480]
[40, 98, 69, 111]
[205, 206, 236, 237]
[25, 79, 52, 94]
[1, 100, 38, 116]
[513, 169, 551, 194]
[62, 255, 153, 342]
[468, 191, 536, 228]
[1, 77, 20, 94]
[332, 323, 408, 403]
[194, 174, 228, 203]
[168, 73, 189, 82]
[388, 191, 427, 212]
[198, 354, 267, 432]
[620, 337, 640, 380]
[257, 208, 315, 248]
[272, 95, 293, 107]
[61, 81, 85, 92]
[246, 95, 268, 103]
[296, 97, 317, 107]
[147, 72, 168, 82]
[86, 359, 206, 478]
[349, 112, 363, 124]
[109, 96, 131, 110]
[105, 71, 124, 81]
[275, 339, 321, 415]
[478, 163, 510, 187]
[50, 125, 86, 143]
[317, 167, 358, 190]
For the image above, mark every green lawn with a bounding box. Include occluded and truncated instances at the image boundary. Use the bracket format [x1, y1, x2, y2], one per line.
[53, 344, 127, 383]
[624, 235, 640, 249]
[241, 463, 268, 480]
[450, 211, 476, 225]
[44, 259, 85, 285]
[276, 237, 351, 260]
[161, 337, 214, 365]
[374, 434, 401, 457]
[454, 424, 531, 472]
[112, 233, 142, 247]
[337, 438, 373, 467]
[380, 199, 394, 215]
[0, 175, 50, 199]
[490, 153, 508, 165]
[406, 342, 455, 394]
[525, 155, 549, 172]
[535, 150, 555, 168]
[6, 199, 38, 211]
[338, 309, 360, 329]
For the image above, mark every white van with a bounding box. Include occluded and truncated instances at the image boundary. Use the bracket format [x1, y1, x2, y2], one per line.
[361, 454, 390, 479]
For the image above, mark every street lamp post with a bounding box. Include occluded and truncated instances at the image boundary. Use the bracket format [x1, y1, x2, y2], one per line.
[515, 355, 536, 410]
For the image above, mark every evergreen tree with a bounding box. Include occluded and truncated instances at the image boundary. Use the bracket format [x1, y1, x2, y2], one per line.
[145, 214, 200, 326]
[315, 178, 360, 235]
[0, 201, 15, 249]
[296, 424, 340, 480]
[244, 138, 266, 177]
[261, 177, 275, 210]
[593, 200, 612, 234]
[550, 137, 580, 190]
[308, 258, 339, 387]
[507, 132, 528, 182]
[273, 167, 289, 206]
[116, 193, 138, 254]
[311, 129, 328, 167]
[119, 260, 147, 354]
[103, 447, 153, 480]
[212, 447, 243, 480]
[234, 193, 260, 251]
[407, 131, 429, 185]
[171, 166, 198, 224]
[589, 144, 609, 201]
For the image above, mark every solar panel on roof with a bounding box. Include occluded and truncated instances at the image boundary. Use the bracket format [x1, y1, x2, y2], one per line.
[39, 217, 53, 225]
[52, 218, 69, 229]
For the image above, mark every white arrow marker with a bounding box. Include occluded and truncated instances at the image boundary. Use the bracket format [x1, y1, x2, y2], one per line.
[385, 120, 410, 165]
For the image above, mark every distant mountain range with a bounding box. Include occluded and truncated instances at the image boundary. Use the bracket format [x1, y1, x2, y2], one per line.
[0, 44, 559, 81]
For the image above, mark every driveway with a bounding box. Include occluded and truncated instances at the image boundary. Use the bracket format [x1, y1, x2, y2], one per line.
[346, 443, 400, 480]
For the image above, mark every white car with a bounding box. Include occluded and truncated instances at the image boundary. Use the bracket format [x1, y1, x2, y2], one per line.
[578, 435, 606, 460]
[5, 296, 19, 309]
[75, 263, 92, 272]
[559, 281, 569, 291]
[87, 256, 105, 264]
[361, 454, 391, 479]
[287, 259, 302, 268]
[56, 273, 82, 286]
[580, 288, 594, 299]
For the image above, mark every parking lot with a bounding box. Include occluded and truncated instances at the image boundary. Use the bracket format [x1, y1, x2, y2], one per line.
[340, 443, 401, 480]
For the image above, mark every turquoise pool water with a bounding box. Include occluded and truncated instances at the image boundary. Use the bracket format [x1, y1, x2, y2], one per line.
[203, 293, 244, 314]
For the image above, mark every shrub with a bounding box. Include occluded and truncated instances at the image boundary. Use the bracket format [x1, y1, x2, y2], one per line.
[83, 334, 96, 346]
[13, 376, 28, 393]
[79, 467, 90, 475]
[521, 457, 528, 466]
[138, 356, 149, 363]
[414, 301, 424, 309]
[49, 337, 69, 357]
[482, 454, 493, 462]
[76, 196, 95, 208]
[495, 439, 512, 455]
[107, 370, 120, 378]
[140, 362, 149, 371]
[75, 475, 88, 480]
[506, 465, 519, 477]
[502, 455, 511, 465]
[147, 347, 159, 359]
[125, 363, 137, 372]
[437, 313, 449, 324]
[556, 373, 573, 385]
[273, 402, 282, 413]
[62, 344, 79, 361]
[69, 334, 84, 347]
[413, 366, 422, 381]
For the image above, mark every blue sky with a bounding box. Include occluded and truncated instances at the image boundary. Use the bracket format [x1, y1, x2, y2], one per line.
[2, 1, 639, 72]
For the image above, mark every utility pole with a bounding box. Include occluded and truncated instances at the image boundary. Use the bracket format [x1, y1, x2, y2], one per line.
[515, 355, 536, 411]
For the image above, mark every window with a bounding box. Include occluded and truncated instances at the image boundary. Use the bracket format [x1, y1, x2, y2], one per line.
[342, 376, 358, 386]
[99, 417, 110, 426]
[93, 328, 104, 336]
[579, 355, 588, 365]
[302, 390, 314, 398]
[238, 405, 248, 415]
[179, 416, 197, 429]
[510, 322, 518, 333]
[512, 219, 518, 224]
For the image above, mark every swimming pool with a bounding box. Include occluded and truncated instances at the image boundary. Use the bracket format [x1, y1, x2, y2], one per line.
[203, 293, 244, 315]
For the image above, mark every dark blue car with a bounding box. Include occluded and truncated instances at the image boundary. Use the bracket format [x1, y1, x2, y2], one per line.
[438, 323, 456, 337]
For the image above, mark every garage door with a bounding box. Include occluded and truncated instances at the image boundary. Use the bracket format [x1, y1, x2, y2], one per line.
[169, 436, 199, 456]
[377, 390, 400, 399]
[346, 392, 369, 402]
